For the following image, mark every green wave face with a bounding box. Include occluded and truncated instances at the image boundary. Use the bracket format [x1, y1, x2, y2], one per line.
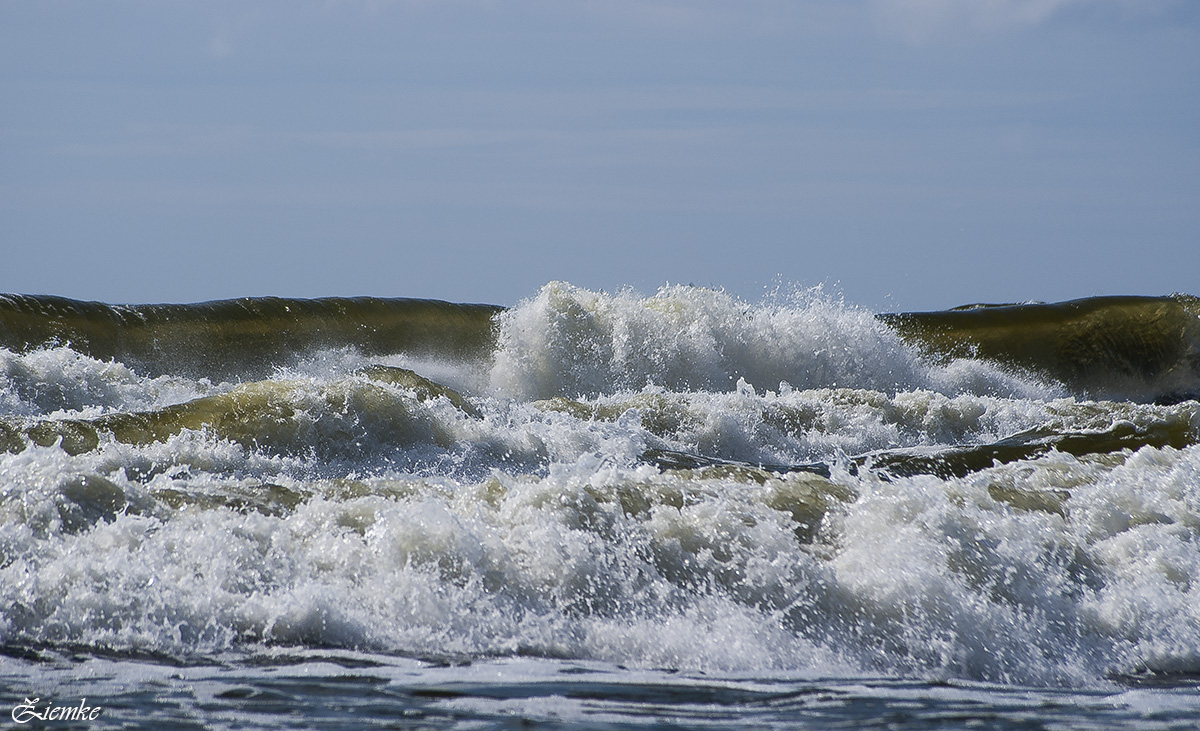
[878, 295, 1200, 403]
[0, 295, 503, 379]
[2, 366, 473, 459]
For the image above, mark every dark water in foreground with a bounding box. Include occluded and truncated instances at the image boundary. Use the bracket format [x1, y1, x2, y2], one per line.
[4, 649, 1200, 729]
[1, 283, 1198, 728]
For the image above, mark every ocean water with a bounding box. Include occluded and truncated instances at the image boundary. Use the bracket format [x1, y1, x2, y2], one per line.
[1, 282, 1198, 729]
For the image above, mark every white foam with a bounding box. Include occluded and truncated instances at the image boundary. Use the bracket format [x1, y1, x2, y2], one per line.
[0, 346, 217, 417]
[2, 282, 1199, 688]
[488, 282, 1069, 403]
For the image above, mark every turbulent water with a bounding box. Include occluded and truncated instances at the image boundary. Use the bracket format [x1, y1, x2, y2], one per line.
[2, 282, 1199, 729]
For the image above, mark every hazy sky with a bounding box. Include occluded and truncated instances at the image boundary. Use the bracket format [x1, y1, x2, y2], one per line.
[2, 0, 1197, 311]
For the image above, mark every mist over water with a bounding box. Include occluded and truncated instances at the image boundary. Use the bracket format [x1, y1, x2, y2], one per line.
[2, 282, 1199, 727]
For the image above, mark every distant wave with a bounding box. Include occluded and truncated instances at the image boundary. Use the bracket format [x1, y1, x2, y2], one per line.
[880, 294, 1200, 404]
[0, 294, 502, 379]
[3, 290, 1196, 402]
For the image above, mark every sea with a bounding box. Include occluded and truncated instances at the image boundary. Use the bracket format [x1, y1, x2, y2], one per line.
[1, 281, 1198, 729]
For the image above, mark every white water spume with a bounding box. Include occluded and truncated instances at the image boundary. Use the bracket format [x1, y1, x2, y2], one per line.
[1, 282, 1198, 691]
[489, 282, 1063, 401]
[0, 345, 219, 417]
[2, 440, 1199, 685]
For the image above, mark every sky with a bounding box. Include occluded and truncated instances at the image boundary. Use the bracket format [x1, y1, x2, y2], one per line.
[2, 0, 1197, 312]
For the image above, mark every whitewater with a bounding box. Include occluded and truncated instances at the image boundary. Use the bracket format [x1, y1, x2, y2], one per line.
[1, 281, 1198, 729]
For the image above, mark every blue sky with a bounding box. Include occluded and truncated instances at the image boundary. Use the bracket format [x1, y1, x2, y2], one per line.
[2, 0, 1197, 311]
